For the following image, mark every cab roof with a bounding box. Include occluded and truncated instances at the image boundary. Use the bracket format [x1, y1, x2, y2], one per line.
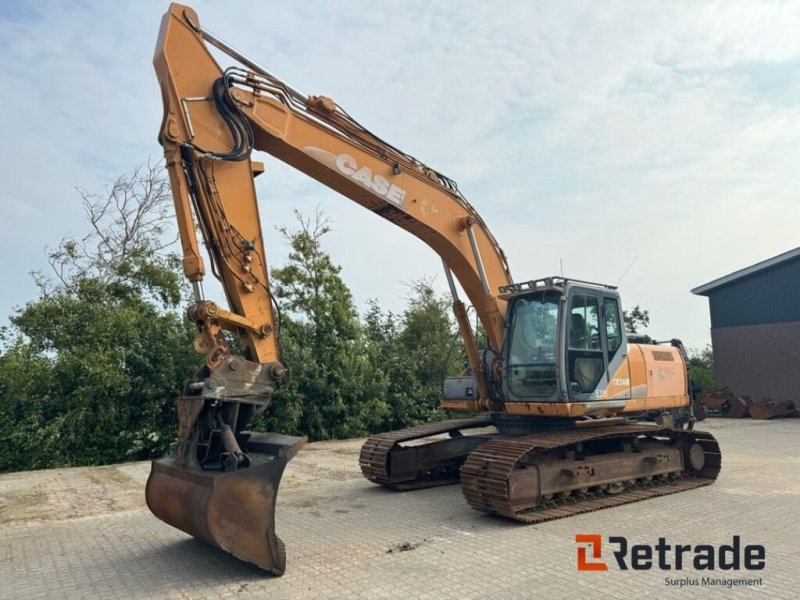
[499, 276, 617, 300]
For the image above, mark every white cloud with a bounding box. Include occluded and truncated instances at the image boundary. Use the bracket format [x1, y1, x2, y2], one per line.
[1, 0, 799, 349]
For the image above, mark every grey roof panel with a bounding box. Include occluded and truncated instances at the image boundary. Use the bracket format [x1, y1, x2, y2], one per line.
[691, 246, 800, 296]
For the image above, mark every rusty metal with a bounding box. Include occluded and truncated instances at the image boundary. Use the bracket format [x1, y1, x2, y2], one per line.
[702, 388, 734, 410]
[359, 417, 493, 490]
[146, 432, 305, 576]
[725, 395, 751, 418]
[748, 402, 778, 420]
[749, 399, 797, 419]
[701, 388, 800, 420]
[460, 424, 720, 523]
[701, 388, 755, 418]
[702, 386, 800, 420]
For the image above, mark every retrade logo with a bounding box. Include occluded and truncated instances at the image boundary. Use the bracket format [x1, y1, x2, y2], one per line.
[576, 534, 765, 572]
[576, 534, 608, 571]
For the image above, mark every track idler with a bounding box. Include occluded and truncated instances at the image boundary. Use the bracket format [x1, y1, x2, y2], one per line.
[146, 432, 305, 576]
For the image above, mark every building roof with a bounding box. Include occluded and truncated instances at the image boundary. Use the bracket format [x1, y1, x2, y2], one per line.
[691, 246, 800, 296]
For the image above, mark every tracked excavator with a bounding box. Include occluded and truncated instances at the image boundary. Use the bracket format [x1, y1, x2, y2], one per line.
[147, 3, 721, 576]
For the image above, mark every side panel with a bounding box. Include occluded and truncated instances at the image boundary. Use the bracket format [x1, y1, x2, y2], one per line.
[503, 342, 689, 417]
[628, 344, 648, 398]
[643, 345, 687, 399]
[502, 394, 688, 417]
[604, 358, 632, 400]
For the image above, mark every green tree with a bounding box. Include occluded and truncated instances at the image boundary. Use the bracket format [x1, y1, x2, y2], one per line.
[0, 164, 198, 471]
[363, 299, 420, 430]
[258, 209, 388, 440]
[31, 161, 181, 305]
[364, 279, 463, 429]
[623, 304, 650, 334]
[0, 279, 197, 470]
[687, 344, 715, 393]
[398, 280, 463, 417]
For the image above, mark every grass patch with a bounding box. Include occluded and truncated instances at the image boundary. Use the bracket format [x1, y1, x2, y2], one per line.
[82, 467, 135, 487]
[0, 489, 47, 524]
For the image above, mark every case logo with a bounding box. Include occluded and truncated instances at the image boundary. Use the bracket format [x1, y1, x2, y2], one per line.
[334, 153, 406, 206]
[301, 146, 406, 207]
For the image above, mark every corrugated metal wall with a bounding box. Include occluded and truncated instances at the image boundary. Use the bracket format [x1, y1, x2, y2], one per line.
[708, 256, 800, 328]
[712, 321, 800, 401]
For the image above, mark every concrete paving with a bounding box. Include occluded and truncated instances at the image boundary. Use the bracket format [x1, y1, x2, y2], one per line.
[1, 418, 798, 599]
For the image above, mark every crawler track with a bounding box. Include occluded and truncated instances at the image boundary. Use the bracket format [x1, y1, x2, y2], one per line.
[460, 424, 720, 523]
[359, 417, 493, 490]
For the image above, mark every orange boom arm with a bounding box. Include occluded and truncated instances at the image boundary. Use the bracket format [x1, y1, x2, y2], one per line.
[155, 4, 512, 405]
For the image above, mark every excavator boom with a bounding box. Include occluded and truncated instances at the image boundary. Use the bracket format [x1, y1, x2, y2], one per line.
[155, 3, 512, 380]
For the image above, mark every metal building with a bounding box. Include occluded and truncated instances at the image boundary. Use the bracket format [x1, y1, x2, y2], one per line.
[691, 247, 800, 402]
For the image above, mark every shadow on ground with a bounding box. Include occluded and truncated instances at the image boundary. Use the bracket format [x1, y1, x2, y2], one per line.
[107, 537, 272, 589]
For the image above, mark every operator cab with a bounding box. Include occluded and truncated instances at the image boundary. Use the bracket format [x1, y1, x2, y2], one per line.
[500, 277, 626, 403]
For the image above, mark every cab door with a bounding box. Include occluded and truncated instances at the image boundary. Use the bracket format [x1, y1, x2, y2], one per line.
[566, 288, 606, 401]
[600, 294, 631, 400]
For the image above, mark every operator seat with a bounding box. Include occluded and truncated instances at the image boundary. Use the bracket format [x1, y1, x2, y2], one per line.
[570, 313, 587, 348]
[570, 313, 601, 392]
[574, 358, 601, 393]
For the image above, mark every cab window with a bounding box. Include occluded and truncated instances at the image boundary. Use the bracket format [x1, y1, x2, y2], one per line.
[568, 294, 604, 394]
[604, 298, 622, 357]
[569, 295, 600, 350]
[506, 294, 559, 397]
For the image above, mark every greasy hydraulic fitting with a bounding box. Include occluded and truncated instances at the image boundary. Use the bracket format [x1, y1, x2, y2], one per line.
[188, 300, 219, 324]
[307, 95, 336, 114]
[216, 412, 250, 471]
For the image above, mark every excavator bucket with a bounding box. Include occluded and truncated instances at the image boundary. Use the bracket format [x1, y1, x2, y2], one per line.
[146, 432, 305, 576]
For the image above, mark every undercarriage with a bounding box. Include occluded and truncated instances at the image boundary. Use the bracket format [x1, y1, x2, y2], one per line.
[359, 416, 721, 522]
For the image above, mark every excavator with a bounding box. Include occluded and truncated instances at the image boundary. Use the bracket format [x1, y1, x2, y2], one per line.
[146, 3, 721, 576]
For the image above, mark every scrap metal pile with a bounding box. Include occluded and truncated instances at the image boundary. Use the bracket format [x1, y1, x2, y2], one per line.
[701, 388, 798, 420]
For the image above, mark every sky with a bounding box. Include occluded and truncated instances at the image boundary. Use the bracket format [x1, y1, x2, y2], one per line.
[1, 0, 799, 350]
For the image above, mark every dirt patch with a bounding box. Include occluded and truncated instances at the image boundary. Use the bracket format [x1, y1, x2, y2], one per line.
[386, 539, 431, 554]
[83, 467, 137, 487]
[0, 463, 146, 525]
[0, 489, 48, 524]
[282, 497, 319, 509]
[0, 436, 366, 525]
